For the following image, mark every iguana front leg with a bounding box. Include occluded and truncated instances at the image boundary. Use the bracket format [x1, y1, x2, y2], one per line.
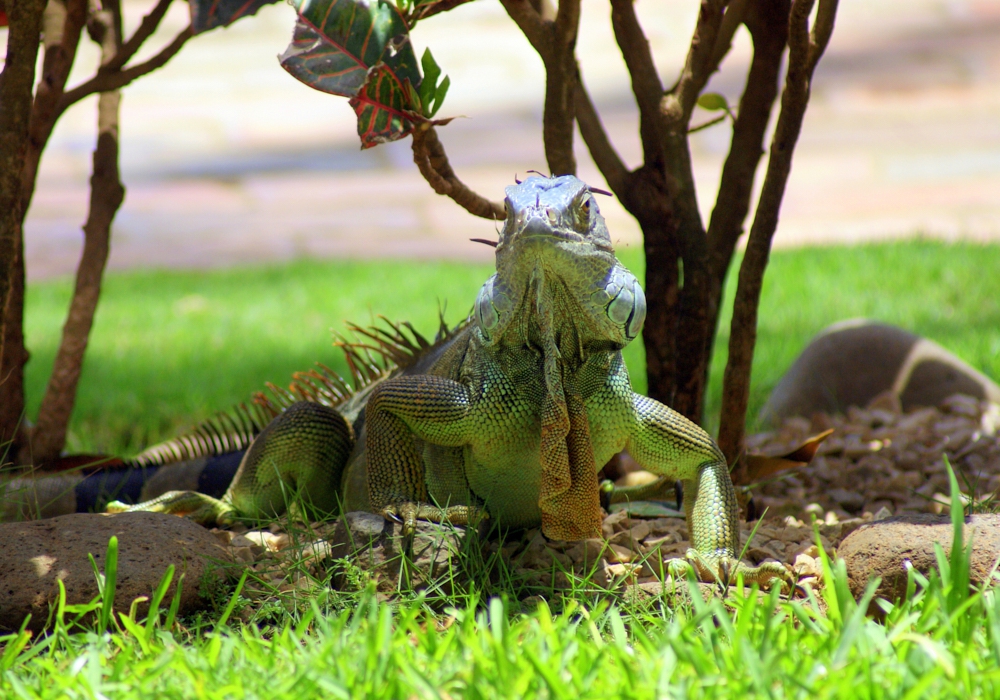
[625, 395, 790, 589]
[365, 374, 487, 533]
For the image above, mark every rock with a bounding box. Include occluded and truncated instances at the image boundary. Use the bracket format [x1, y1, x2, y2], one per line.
[760, 320, 1000, 426]
[837, 513, 1000, 607]
[0, 512, 234, 633]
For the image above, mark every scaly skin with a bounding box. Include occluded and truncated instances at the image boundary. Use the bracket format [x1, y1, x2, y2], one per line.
[110, 175, 788, 587]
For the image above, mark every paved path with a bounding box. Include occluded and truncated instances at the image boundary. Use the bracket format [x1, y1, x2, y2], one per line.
[19, 0, 1000, 280]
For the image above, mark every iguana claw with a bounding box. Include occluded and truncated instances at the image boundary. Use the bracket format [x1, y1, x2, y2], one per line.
[380, 502, 489, 536]
[667, 549, 793, 592]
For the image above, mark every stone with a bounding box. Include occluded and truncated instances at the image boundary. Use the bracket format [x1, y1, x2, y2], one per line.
[837, 513, 1000, 607]
[759, 320, 1000, 426]
[0, 512, 234, 633]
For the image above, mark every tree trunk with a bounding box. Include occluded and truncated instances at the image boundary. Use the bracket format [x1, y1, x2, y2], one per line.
[0, 0, 87, 460]
[0, 0, 46, 455]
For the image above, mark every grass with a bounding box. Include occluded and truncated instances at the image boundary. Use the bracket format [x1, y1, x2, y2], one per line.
[3, 461, 999, 698]
[22, 238, 1000, 454]
[5, 239, 1000, 696]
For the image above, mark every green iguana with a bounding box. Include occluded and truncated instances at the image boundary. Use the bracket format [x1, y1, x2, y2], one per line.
[40, 175, 786, 586]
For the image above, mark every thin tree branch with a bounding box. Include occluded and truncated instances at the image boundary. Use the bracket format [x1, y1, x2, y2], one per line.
[706, 0, 789, 281]
[541, 0, 579, 175]
[709, 0, 748, 71]
[20, 0, 89, 212]
[57, 25, 193, 114]
[501, 0, 578, 176]
[719, 0, 838, 480]
[609, 0, 665, 167]
[33, 3, 125, 462]
[108, 0, 172, 70]
[661, 0, 730, 128]
[411, 125, 506, 221]
[499, 0, 550, 56]
[573, 76, 628, 193]
[699, 0, 789, 413]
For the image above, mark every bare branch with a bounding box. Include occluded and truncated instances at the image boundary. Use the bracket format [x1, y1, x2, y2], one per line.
[719, 0, 838, 478]
[20, 0, 89, 211]
[33, 5, 125, 462]
[58, 26, 193, 114]
[108, 0, 172, 70]
[697, 0, 789, 411]
[808, 0, 838, 68]
[706, 0, 789, 282]
[610, 0, 665, 166]
[661, 0, 730, 128]
[573, 76, 628, 193]
[408, 0, 476, 24]
[501, 0, 578, 175]
[499, 0, 550, 56]
[709, 0, 748, 71]
[411, 126, 506, 221]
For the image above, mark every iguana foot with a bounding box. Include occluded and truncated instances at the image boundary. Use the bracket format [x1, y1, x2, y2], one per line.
[667, 548, 793, 592]
[381, 502, 489, 535]
[106, 490, 236, 527]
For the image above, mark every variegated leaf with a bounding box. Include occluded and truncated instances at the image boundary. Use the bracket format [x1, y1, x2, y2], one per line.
[190, 0, 282, 34]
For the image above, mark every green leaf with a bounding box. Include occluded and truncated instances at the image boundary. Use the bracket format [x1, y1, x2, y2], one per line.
[697, 92, 729, 111]
[190, 0, 282, 34]
[417, 48, 449, 118]
[418, 48, 441, 115]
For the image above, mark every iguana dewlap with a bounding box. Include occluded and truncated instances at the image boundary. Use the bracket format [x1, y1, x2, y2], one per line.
[105, 175, 786, 587]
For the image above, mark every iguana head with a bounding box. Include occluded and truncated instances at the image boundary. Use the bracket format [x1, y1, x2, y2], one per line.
[474, 175, 646, 354]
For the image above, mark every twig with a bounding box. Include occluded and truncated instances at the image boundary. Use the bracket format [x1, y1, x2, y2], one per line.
[57, 25, 193, 115]
[661, 0, 730, 127]
[108, 0, 172, 70]
[411, 126, 505, 221]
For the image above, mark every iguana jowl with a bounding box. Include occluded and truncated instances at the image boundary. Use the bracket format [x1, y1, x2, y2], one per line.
[109, 175, 785, 585]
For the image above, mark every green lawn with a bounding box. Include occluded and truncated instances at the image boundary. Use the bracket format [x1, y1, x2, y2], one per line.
[6, 239, 1000, 697]
[22, 239, 1000, 454]
[3, 494, 999, 698]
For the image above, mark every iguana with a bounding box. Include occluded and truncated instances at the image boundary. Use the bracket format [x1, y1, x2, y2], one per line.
[15, 175, 787, 586]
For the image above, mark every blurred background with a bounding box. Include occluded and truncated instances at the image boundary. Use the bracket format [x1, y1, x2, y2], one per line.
[21, 0, 1000, 281]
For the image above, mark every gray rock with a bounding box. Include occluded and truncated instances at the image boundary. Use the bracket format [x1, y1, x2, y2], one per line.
[0, 512, 234, 632]
[759, 320, 1000, 426]
[837, 513, 1000, 607]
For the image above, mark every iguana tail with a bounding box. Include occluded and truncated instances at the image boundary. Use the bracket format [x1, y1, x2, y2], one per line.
[1, 317, 464, 521]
